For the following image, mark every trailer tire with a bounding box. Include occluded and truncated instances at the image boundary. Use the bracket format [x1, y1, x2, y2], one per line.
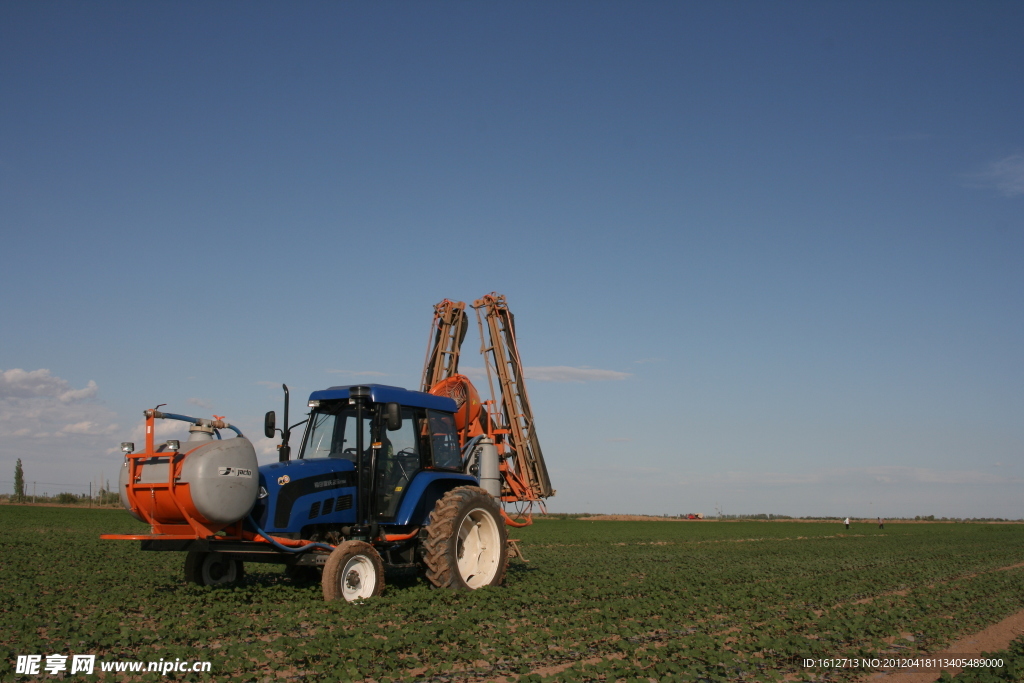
[322, 541, 385, 602]
[423, 486, 507, 590]
[184, 551, 244, 587]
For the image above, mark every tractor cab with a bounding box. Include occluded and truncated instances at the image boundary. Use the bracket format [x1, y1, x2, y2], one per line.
[256, 385, 476, 542]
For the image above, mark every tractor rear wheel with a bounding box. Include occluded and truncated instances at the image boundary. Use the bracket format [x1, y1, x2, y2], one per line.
[322, 541, 385, 602]
[184, 551, 244, 587]
[423, 486, 508, 590]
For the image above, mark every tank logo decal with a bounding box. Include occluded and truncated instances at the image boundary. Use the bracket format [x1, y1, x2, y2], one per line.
[218, 467, 254, 477]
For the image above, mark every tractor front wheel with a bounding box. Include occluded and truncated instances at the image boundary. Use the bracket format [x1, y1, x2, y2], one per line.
[184, 551, 244, 587]
[423, 486, 508, 590]
[322, 541, 385, 602]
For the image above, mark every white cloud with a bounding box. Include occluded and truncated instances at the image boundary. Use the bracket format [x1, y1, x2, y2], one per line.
[255, 435, 281, 459]
[60, 421, 118, 436]
[457, 366, 487, 381]
[0, 369, 116, 440]
[0, 369, 122, 493]
[459, 365, 630, 383]
[904, 467, 1010, 485]
[326, 370, 389, 377]
[187, 397, 214, 410]
[0, 368, 98, 402]
[127, 417, 187, 443]
[967, 154, 1024, 197]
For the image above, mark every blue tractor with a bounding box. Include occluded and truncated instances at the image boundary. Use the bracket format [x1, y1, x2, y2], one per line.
[104, 294, 552, 602]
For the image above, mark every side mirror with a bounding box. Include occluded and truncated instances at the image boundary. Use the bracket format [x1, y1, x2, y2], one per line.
[386, 403, 402, 431]
[264, 411, 276, 439]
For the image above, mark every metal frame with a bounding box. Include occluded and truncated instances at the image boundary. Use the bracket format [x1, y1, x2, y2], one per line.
[474, 294, 554, 500]
[421, 299, 468, 392]
[420, 293, 554, 504]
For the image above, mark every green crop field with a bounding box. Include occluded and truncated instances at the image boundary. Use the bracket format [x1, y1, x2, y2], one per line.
[2, 506, 1023, 682]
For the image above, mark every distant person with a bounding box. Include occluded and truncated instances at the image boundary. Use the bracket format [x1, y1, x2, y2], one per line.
[878, 517, 884, 529]
[844, 517, 850, 530]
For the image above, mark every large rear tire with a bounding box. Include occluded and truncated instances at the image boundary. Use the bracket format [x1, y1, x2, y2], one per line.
[423, 486, 508, 590]
[322, 541, 385, 602]
[184, 551, 245, 587]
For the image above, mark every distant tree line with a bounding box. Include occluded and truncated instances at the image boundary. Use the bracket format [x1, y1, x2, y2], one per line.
[6, 460, 121, 506]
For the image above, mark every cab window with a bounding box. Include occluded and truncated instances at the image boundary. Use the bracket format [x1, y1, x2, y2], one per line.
[375, 407, 421, 520]
[427, 410, 461, 469]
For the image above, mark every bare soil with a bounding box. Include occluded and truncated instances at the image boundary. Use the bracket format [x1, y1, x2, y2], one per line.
[861, 607, 1024, 683]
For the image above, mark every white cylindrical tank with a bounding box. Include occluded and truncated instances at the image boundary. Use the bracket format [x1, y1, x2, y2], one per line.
[475, 437, 501, 499]
[179, 437, 259, 524]
[118, 435, 259, 527]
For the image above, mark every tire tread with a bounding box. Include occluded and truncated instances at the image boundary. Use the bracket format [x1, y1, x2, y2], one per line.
[322, 540, 385, 601]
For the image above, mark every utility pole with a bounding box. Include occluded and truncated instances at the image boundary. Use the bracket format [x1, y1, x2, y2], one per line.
[33, 481, 36, 503]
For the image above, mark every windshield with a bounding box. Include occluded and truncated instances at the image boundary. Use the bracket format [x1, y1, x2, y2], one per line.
[299, 406, 369, 460]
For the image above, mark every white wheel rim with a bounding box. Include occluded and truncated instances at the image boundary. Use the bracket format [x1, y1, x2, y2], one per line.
[456, 507, 501, 588]
[340, 555, 376, 601]
[201, 553, 237, 585]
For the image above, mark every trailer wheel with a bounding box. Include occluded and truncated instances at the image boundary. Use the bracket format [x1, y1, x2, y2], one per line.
[322, 541, 385, 602]
[184, 551, 244, 587]
[423, 486, 507, 590]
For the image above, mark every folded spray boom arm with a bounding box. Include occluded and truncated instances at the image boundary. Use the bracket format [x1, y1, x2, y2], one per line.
[422, 293, 554, 503]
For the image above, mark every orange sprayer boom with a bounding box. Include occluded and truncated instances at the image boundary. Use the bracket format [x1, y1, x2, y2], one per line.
[422, 293, 554, 504]
[421, 299, 469, 392]
[474, 293, 554, 500]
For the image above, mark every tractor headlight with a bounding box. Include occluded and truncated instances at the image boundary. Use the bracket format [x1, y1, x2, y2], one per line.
[308, 400, 320, 408]
[121, 442, 135, 453]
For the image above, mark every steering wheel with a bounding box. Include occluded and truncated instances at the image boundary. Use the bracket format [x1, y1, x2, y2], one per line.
[389, 448, 418, 479]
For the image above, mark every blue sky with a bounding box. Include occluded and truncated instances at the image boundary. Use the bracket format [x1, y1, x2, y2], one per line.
[2, 2, 1022, 518]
